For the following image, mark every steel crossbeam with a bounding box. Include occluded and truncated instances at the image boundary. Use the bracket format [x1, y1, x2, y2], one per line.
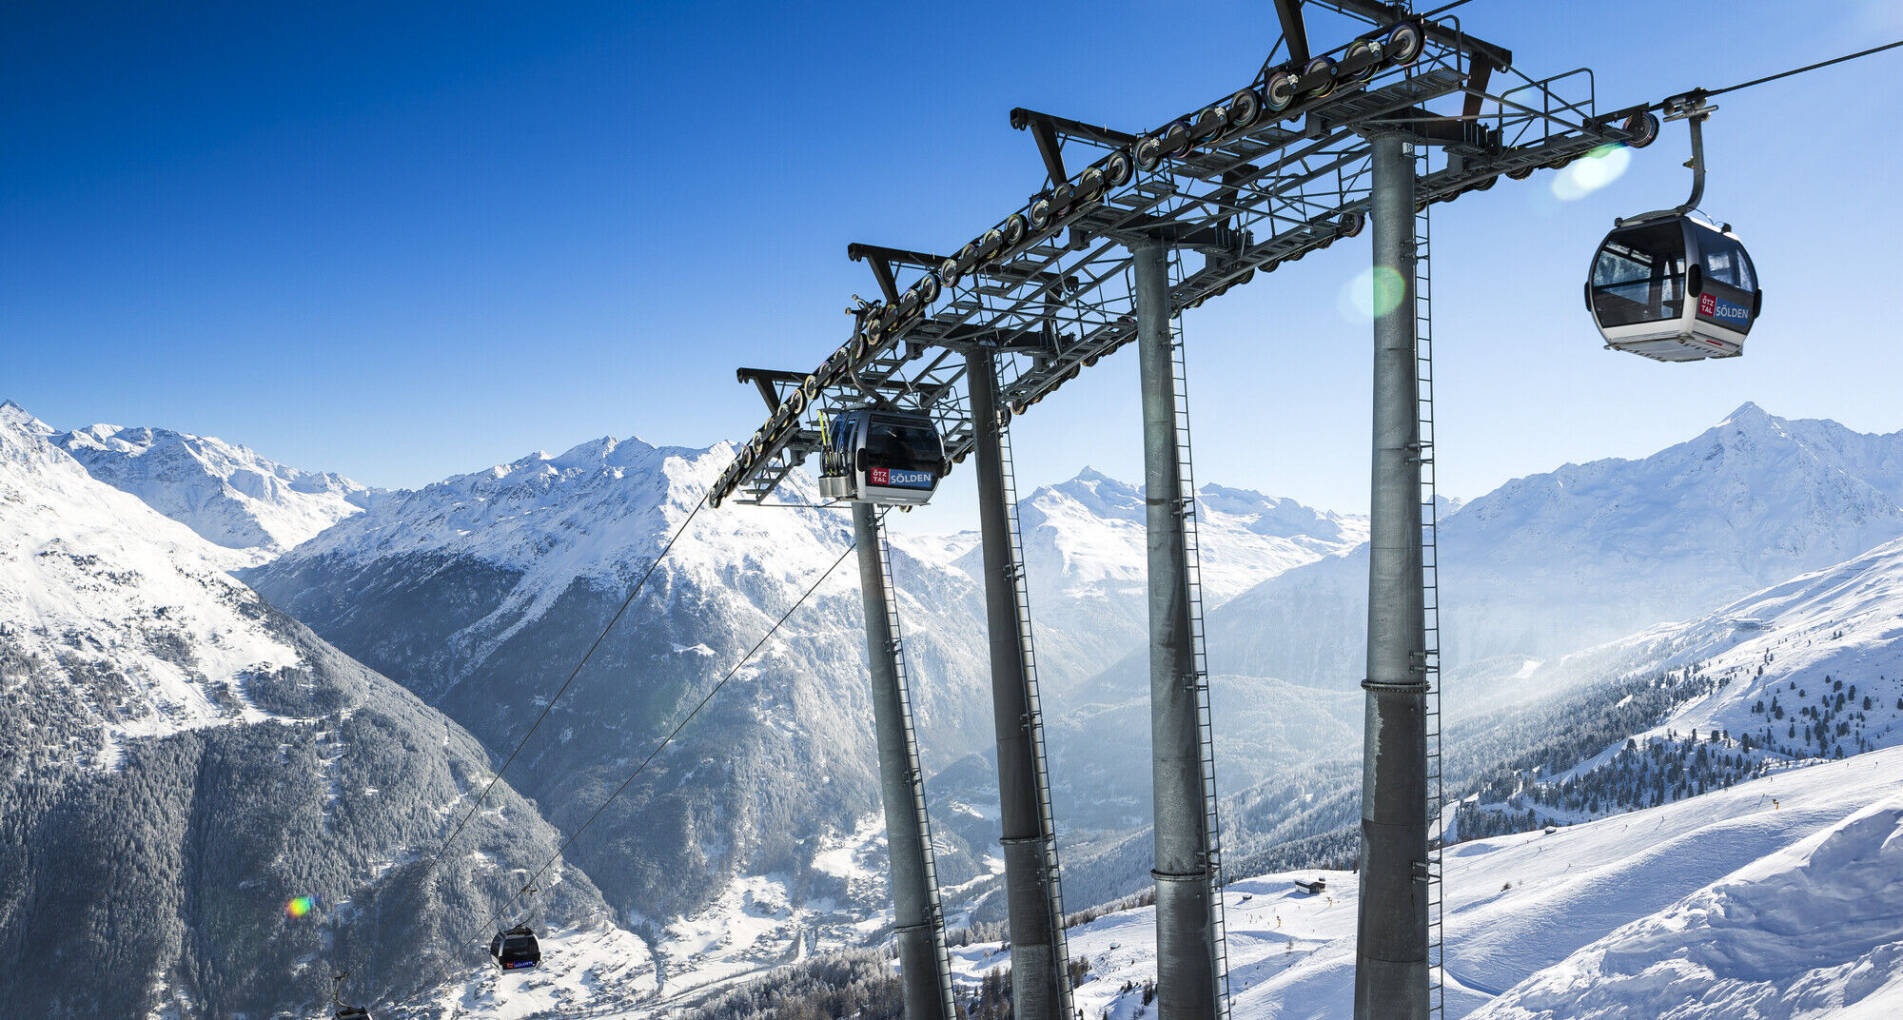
[712, 3, 1648, 508]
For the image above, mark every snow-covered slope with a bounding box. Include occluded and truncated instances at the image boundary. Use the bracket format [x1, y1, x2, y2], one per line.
[950, 746, 1903, 1019]
[1452, 532, 1903, 835]
[0, 401, 303, 758]
[29, 406, 378, 564]
[1206, 403, 1903, 697]
[1555, 531, 1903, 757]
[1472, 798, 1903, 1019]
[0, 403, 634, 1018]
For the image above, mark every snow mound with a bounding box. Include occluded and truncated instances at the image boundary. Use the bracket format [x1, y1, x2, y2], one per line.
[948, 746, 1903, 1019]
[1472, 799, 1903, 1019]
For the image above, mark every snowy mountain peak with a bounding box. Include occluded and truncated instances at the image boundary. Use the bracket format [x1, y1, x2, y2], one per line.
[36, 418, 378, 564]
[1210, 405, 1903, 692]
[266, 433, 845, 648]
[0, 398, 54, 436]
[1044, 467, 1145, 521]
[1718, 399, 1771, 426]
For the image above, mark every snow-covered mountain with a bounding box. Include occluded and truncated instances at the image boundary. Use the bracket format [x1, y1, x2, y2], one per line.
[909, 469, 1365, 691]
[0, 402, 637, 1018]
[1206, 403, 1903, 700]
[244, 435, 1003, 938]
[27, 405, 378, 565]
[1451, 530, 1903, 839]
[239, 441, 1353, 978]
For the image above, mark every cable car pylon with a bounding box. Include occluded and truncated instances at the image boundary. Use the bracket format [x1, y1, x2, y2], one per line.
[852, 502, 957, 1020]
[1354, 133, 1432, 1020]
[968, 348, 1073, 1020]
[1133, 239, 1230, 1019]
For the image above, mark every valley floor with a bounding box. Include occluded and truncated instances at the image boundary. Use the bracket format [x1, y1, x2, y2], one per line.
[416, 744, 1903, 1018]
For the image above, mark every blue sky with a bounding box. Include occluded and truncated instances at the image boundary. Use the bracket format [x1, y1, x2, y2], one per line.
[6, 1, 1901, 528]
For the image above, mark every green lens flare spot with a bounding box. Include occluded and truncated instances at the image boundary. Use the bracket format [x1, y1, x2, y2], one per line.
[1340, 265, 1409, 321]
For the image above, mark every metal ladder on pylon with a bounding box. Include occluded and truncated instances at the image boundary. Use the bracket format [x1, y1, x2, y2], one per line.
[1414, 193, 1448, 1020]
[874, 511, 959, 1020]
[996, 420, 1075, 1019]
[1167, 255, 1233, 1018]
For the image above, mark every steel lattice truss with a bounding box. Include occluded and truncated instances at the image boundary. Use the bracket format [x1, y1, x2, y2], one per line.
[713, 1, 1651, 507]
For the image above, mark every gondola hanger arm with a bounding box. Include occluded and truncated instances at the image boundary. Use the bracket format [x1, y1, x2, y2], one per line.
[1617, 92, 1713, 225]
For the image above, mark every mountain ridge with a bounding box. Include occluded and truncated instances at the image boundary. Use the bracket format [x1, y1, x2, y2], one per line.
[0, 403, 640, 1018]
[0, 402, 383, 565]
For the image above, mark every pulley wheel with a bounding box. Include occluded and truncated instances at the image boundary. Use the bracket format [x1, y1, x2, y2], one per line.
[1265, 70, 1300, 112]
[1001, 214, 1028, 248]
[1162, 120, 1192, 157]
[1623, 111, 1661, 148]
[1135, 134, 1165, 170]
[1385, 22, 1424, 65]
[1304, 57, 1339, 97]
[1030, 196, 1055, 228]
[1227, 88, 1263, 129]
[1194, 105, 1227, 141]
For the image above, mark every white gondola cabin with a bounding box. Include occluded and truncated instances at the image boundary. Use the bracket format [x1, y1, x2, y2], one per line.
[818, 408, 947, 506]
[1586, 215, 1761, 362]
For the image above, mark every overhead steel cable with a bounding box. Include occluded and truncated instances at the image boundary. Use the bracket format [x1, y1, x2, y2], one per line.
[1698, 38, 1903, 100]
[427, 492, 712, 869]
[456, 515, 869, 949]
[320, 491, 712, 1007]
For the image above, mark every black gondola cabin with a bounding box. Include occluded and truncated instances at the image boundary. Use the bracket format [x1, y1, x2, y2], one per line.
[818, 408, 947, 506]
[1586, 215, 1761, 362]
[489, 925, 542, 971]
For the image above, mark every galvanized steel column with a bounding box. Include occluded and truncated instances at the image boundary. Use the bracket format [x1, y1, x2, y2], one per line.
[1353, 134, 1431, 1020]
[1134, 239, 1218, 1020]
[853, 503, 954, 1020]
[967, 349, 1064, 1020]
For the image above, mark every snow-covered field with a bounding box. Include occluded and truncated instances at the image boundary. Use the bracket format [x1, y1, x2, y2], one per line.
[642, 815, 896, 1001]
[414, 923, 660, 1019]
[948, 746, 1903, 1018]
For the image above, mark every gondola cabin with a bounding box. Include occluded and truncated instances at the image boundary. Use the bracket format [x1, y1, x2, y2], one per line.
[334, 1007, 371, 1020]
[818, 408, 947, 506]
[489, 925, 542, 971]
[1586, 215, 1761, 362]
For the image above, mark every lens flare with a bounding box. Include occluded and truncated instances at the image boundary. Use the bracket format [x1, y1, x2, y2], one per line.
[1338, 265, 1409, 321]
[286, 896, 315, 918]
[1551, 144, 1631, 201]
